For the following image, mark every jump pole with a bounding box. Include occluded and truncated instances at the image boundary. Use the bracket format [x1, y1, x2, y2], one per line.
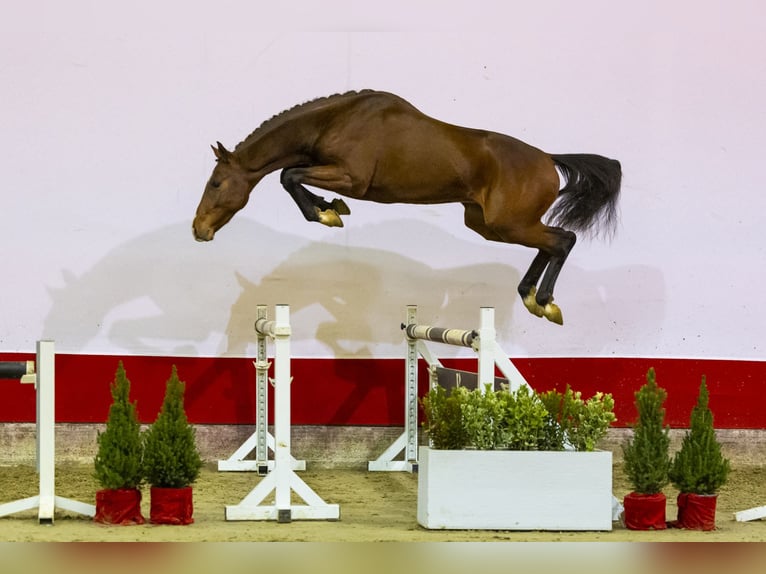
[0, 340, 96, 523]
[735, 505, 766, 522]
[368, 306, 531, 472]
[225, 304, 340, 522]
[218, 304, 305, 474]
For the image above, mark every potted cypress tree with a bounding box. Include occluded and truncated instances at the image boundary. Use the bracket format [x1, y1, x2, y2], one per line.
[93, 361, 145, 525]
[142, 365, 203, 525]
[621, 367, 671, 530]
[668, 376, 731, 530]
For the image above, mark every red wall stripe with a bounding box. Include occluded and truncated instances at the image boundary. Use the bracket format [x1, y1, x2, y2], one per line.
[0, 354, 763, 428]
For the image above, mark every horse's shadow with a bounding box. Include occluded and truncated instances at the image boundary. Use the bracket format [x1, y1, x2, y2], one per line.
[224, 243, 520, 357]
[41, 217, 664, 421]
[43, 218, 523, 354]
[222, 235, 522, 423]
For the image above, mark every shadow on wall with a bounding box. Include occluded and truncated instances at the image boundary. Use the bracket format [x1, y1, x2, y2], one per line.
[42, 218, 519, 356]
[223, 243, 521, 358]
[42, 217, 665, 360]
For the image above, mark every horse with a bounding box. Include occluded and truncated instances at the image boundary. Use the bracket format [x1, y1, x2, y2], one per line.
[192, 90, 621, 325]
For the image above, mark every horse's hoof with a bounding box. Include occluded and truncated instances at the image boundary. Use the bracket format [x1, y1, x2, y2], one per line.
[331, 198, 351, 215]
[522, 288, 546, 318]
[317, 208, 344, 227]
[543, 303, 563, 325]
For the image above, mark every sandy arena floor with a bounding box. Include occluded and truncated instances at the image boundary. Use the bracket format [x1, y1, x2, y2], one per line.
[0, 461, 764, 542]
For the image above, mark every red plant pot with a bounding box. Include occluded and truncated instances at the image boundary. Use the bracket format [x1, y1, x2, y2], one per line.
[150, 486, 195, 525]
[94, 488, 145, 525]
[673, 492, 718, 530]
[623, 492, 667, 530]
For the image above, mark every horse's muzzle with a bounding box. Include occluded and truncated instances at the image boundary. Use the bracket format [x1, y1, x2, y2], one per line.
[192, 221, 214, 242]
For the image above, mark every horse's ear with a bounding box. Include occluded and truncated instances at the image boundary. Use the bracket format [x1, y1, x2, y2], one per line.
[212, 141, 232, 163]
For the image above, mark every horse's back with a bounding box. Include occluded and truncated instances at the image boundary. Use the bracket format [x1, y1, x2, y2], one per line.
[341, 91, 552, 171]
[311, 91, 556, 204]
[313, 92, 485, 200]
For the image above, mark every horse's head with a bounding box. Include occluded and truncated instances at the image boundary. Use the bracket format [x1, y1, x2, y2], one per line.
[192, 142, 253, 241]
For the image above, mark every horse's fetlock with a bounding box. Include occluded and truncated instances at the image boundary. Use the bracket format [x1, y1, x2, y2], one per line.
[535, 290, 552, 307]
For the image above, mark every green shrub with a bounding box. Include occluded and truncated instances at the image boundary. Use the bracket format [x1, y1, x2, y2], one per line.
[669, 377, 731, 494]
[543, 385, 617, 452]
[142, 366, 203, 488]
[420, 384, 469, 449]
[622, 368, 671, 494]
[460, 384, 505, 449]
[421, 382, 615, 451]
[537, 389, 567, 450]
[94, 362, 144, 490]
[498, 385, 551, 450]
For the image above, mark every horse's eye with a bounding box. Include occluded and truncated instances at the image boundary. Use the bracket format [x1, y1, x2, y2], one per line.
[210, 180, 221, 189]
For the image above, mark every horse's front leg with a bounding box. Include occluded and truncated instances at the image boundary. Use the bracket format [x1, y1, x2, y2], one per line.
[280, 166, 352, 227]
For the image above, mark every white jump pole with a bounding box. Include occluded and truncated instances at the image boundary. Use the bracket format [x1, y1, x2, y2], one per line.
[0, 340, 95, 523]
[368, 306, 531, 472]
[225, 305, 340, 522]
[218, 305, 305, 474]
[735, 505, 766, 522]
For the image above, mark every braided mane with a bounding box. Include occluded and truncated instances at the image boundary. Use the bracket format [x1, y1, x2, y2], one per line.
[233, 90, 374, 152]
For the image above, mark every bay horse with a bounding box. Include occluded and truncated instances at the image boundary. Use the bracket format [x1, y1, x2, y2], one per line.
[192, 90, 621, 325]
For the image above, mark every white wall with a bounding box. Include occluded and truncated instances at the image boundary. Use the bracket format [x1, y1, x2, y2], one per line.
[2, 1, 764, 361]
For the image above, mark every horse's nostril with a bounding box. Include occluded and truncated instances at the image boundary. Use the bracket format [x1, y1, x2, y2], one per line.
[192, 224, 214, 242]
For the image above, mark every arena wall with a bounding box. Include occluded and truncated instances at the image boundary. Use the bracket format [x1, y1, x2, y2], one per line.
[2, 2, 764, 431]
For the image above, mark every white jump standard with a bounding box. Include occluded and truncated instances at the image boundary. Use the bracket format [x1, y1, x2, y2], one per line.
[368, 305, 531, 472]
[225, 304, 340, 522]
[0, 341, 96, 523]
[217, 303, 305, 474]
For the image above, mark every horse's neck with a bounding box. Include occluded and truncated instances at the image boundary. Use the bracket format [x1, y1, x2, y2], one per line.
[233, 128, 304, 179]
[233, 93, 368, 178]
[234, 105, 335, 180]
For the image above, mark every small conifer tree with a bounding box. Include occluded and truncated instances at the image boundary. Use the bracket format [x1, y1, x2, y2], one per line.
[142, 366, 203, 488]
[669, 377, 731, 494]
[622, 367, 671, 494]
[94, 361, 144, 490]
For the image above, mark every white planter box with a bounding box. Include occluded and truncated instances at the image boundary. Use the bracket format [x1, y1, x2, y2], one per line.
[417, 446, 613, 530]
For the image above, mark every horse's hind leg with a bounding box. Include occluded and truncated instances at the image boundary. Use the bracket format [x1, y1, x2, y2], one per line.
[517, 251, 551, 318]
[519, 227, 577, 325]
[474, 211, 574, 325]
[465, 202, 559, 322]
[466, 194, 576, 324]
[518, 227, 576, 325]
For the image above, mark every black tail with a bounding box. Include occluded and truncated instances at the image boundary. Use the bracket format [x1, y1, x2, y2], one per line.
[548, 153, 622, 237]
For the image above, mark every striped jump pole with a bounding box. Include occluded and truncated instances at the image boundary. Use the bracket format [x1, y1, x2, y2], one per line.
[402, 324, 477, 347]
[0, 361, 35, 381]
[368, 306, 530, 473]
